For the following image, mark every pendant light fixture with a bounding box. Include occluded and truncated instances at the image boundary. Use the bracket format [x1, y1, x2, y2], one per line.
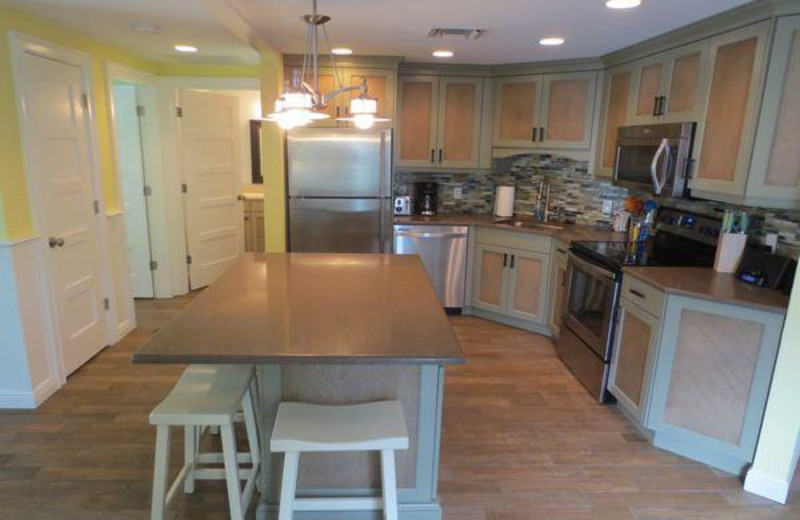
[265, 0, 388, 130]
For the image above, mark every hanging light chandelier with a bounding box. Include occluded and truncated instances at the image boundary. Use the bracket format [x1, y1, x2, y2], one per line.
[265, 0, 389, 130]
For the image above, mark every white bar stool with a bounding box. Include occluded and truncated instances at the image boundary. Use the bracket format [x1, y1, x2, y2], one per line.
[149, 365, 261, 520]
[270, 400, 409, 520]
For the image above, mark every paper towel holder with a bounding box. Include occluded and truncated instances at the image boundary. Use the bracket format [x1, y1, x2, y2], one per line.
[494, 185, 515, 218]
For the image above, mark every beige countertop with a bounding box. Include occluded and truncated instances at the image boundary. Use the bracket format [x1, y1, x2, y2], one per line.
[393, 214, 628, 244]
[624, 267, 790, 313]
[134, 253, 465, 365]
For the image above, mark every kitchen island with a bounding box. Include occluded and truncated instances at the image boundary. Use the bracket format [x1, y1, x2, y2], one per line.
[134, 253, 465, 520]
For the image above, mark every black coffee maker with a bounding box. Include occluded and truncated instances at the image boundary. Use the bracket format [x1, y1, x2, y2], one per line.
[414, 182, 438, 216]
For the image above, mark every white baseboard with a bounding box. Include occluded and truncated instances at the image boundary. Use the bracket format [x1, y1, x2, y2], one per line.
[744, 469, 790, 504]
[116, 318, 136, 342]
[33, 377, 61, 406]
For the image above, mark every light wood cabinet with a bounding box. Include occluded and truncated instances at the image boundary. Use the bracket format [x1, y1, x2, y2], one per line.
[609, 295, 662, 425]
[396, 75, 484, 169]
[746, 16, 800, 206]
[472, 245, 508, 313]
[243, 199, 265, 253]
[690, 21, 770, 198]
[597, 66, 633, 176]
[548, 241, 569, 336]
[493, 71, 597, 150]
[506, 249, 549, 322]
[647, 295, 785, 475]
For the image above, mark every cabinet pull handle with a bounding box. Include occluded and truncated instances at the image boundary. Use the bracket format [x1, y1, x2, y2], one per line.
[438, 149, 443, 163]
[510, 254, 515, 269]
[430, 149, 435, 163]
[336, 106, 340, 118]
[532, 127, 537, 142]
[539, 127, 544, 142]
[658, 95, 667, 116]
[652, 96, 659, 117]
[629, 289, 646, 299]
[503, 253, 508, 268]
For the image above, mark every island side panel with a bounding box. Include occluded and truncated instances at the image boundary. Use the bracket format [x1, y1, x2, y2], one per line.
[257, 364, 445, 513]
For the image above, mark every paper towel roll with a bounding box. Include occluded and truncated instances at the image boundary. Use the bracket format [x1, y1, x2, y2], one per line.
[494, 186, 515, 218]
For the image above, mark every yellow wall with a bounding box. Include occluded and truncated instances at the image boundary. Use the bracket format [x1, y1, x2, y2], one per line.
[0, 4, 161, 241]
[259, 49, 286, 252]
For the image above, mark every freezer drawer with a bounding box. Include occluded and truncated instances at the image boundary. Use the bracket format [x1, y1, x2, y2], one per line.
[289, 198, 390, 253]
[393, 225, 468, 309]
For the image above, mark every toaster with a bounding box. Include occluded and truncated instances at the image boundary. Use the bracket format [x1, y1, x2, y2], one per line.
[394, 196, 411, 216]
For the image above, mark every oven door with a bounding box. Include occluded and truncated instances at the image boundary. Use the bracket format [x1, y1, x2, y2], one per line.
[563, 252, 620, 361]
[614, 137, 682, 196]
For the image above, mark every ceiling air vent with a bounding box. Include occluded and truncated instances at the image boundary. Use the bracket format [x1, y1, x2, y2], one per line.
[427, 27, 486, 40]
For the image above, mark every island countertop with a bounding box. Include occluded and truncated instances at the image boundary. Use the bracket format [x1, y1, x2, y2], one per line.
[133, 253, 465, 365]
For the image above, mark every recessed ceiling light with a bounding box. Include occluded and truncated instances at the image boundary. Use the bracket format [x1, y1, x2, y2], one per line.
[606, 0, 642, 8]
[174, 44, 198, 53]
[539, 37, 565, 46]
[432, 50, 454, 58]
[331, 48, 353, 55]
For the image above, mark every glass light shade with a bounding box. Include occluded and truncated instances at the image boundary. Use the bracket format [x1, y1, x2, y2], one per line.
[349, 97, 378, 115]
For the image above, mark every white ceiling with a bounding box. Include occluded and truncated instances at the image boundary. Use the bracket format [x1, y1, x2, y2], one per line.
[1, 0, 260, 65]
[229, 0, 755, 64]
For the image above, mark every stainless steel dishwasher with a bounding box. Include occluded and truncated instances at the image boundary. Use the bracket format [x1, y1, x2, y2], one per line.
[393, 225, 468, 311]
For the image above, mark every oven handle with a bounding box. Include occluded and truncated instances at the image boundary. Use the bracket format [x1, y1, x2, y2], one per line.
[650, 138, 670, 195]
[567, 252, 616, 282]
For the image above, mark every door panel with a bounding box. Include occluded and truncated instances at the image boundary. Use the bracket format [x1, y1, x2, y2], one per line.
[472, 245, 507, 312]
[541, 72, 596, 149]
[289, 198, 382, 253]
[599, 68, 632, 174]
[507, 250, 549, 323]
[181, 90, 243, 289]
[347, 69, 395, 119]
[635, 62, 663, 117]
[438, 77, 482, 168]
[493, 76, 540, 147]
[666, 51, 703, 116]
[397, 76, 438, 167]
[21, 52, 107, 376]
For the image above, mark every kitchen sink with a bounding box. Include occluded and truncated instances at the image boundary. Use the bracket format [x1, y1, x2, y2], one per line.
[500, 219, 565, 231]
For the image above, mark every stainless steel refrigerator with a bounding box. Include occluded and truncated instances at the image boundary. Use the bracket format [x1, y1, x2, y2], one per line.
[286, 128, 393, 253]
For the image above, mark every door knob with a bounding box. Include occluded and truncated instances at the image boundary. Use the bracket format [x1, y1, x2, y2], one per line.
[57, 238, 65, 247]
[49, 237, 59, 248]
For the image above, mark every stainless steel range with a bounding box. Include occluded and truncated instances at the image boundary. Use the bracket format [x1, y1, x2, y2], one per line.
[556, 208, 722, 402]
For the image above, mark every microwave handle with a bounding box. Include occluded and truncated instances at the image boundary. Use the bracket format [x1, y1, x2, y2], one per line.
[650, 138, 669, 195]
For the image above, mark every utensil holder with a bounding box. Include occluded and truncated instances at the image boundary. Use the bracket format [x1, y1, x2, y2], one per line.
[714, 233, 747, 273]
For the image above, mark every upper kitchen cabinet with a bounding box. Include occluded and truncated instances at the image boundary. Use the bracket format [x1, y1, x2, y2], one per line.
[746, 16, 800, 206]
[493, 71, 598, 151]
[396, 75, 485, 169]
[689, 21, 771, 198]
[628, 42, 709, 125]
[596, 65, 633, 177]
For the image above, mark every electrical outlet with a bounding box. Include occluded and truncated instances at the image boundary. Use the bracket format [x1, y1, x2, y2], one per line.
[453, 187, 463, 200]
[602, 199, 614, 215]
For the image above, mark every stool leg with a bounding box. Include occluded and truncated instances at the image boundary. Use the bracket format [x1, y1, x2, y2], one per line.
[184, 426, 197, 494]
[150, 425, 171, 520]
[380, 450, 398, 520]
[242, 388, 261, 505]
[278, 452, 299, 520]
[220, 422, 245, 520]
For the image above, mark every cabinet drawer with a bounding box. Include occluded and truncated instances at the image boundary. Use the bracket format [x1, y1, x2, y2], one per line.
[621, 275, 665, 318]
[475, 227, 551, 253]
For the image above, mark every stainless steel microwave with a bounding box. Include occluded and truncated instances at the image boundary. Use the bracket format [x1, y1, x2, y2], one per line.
[613, 123, 696, 198]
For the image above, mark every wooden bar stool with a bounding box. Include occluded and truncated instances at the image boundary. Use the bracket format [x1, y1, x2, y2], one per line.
[149, 365, 261, 520]
[270, 401, 409, 520]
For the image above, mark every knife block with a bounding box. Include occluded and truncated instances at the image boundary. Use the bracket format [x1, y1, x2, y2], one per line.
[714, 233, 747, 273]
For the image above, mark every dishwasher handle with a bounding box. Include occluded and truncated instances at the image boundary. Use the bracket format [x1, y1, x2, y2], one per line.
[394, 231, 467, 239]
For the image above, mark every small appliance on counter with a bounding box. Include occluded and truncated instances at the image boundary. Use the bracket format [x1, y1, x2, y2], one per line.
[493, 185, 515, 218]
[736, 247, 795, 290]
[393, 195, 411, 216]
[414, 182, 438, 216]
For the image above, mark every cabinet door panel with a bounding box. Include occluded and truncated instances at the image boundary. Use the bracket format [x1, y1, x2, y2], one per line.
[438, 78, 482, 167]
[747, 16, 800, 203]
[493, 76, 540, 147]
[599, 68, 632, 174]
[507, 250, 549, 323]
[667, 51, 703, 115]
[347, 69, 395, 120]
[397, 76, 438, 167]
[541, 72, 596, 149]
[635, 62, 663, 117]
[472, 245, 507, 313]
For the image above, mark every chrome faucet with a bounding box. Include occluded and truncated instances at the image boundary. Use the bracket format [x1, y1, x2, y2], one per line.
[536, 177, 552, 222]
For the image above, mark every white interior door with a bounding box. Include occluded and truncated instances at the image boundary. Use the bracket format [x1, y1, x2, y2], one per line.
[20, 52, 107, 376]
[180, 90, 243, 289]
[112, 83, 154, 298]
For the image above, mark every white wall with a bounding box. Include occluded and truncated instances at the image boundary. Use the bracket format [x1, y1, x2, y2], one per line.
[745, 267, 800, 504]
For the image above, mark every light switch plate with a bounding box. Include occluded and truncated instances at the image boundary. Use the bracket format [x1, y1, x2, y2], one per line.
[453, 187, 463, 200]
[602, 200, 613, 215]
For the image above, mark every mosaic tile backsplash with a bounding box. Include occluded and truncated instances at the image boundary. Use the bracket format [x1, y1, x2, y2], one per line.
[394, 153, 800, 258]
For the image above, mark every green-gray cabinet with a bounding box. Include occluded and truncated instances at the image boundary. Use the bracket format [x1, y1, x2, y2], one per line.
[646, 295, 785, 476]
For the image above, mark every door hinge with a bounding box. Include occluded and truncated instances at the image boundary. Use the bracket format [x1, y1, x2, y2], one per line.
[93, 200, 100, 214]
[186, 255, 192, 265]
[81, 93, 89, 109]
[149, 260, 158, 271]
[136, 105, 146, 117]
[143, 185, 152, 196]
[175, 106, 183, 118]
[181, 183, 188, 194]
[103, 297, 110, 311]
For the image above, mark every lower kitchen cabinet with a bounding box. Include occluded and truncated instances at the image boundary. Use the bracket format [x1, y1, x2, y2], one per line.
[244, 199, 265, 253]
[646, 295, 785, 475]
[470, 229, 551, 330]
[609, 295, 662, 426]
[548, 240, 568, 336]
